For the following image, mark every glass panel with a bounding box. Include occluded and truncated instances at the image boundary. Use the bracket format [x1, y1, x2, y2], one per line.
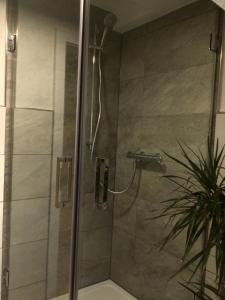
[3, 0, 81, 299]
[77, 1, 221, 300]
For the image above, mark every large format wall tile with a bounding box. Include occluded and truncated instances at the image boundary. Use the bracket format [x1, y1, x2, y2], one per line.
[9, 198, 49, 245]
[123, 0, 216, 43]
[9, 240, 47, 289]
[119, 64, 214, 118]
[143, 10, 217, 76]
[80, 193, 113, 231]
[111, 229, 191, 300]
[8, 281, 46, 300]
[16, 4, 55, 110]
[11, 155, 51, 200]
[112, 2, 217, 299]
[13, 109, 53, 155]
[78, 227, 112, 288]
[116, 114, 210, 159]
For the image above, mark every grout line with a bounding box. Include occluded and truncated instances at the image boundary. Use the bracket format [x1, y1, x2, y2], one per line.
[10, 195, 50, 202]
[8, 280, 46, 292]
[2, 238, 48, 250]
[14, 107, 53, 112]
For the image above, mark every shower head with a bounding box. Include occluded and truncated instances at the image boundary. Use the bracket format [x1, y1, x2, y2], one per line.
[104, 13, 117, 29]
[100, 13, 117, 48]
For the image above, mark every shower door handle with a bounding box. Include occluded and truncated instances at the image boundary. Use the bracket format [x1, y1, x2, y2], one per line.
[55, 157, 73, 208]
[95, 157, 109, 210]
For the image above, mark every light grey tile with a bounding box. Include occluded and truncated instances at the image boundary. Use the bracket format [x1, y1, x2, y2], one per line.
[13, 109, 53, 155]
[12, 155, 51, 200]
[16, 63, 54, 110]
[16, 10, 55, 110]
[8, 281, 46, 300]
[9, 198, 49, 245]
[9, 240, 47, 289]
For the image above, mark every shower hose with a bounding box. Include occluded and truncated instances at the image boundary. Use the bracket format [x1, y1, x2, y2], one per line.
[91, 50, 138, 195]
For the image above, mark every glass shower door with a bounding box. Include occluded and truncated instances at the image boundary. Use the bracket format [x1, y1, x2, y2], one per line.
[3, 0, 81, 299]
[76, 1, 220, 300]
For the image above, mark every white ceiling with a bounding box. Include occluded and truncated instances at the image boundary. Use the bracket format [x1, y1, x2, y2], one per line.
[91, 0, 198, 33]
[212, 0, 225, 9]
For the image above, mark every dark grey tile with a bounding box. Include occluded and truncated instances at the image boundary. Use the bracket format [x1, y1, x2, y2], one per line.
[113, 193, 137, 234]
[144, 10, 217, 75]
[78, 227, 112, 288]
[111, 229, 191, 300]
[123, 0, 217, 42]
[80, 227, 112, 262]
[119, 64, 214, 119]
[80, 193, 113, 231]
[120, 36, 145, 81]
[117, 114, 210, 160]
[78, 259, 110, 289]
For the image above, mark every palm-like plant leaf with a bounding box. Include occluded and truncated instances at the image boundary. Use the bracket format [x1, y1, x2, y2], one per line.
[156, 139, 225, 297]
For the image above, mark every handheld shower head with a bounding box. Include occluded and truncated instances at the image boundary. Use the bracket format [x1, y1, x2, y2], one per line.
[104, 13, 117, 29]
[100, 13, 117, 47]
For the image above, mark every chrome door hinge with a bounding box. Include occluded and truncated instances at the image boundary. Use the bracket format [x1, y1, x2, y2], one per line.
[2, 268, 9, 288]
[8, 34, 17, 53]
[209, 32, 222, 54]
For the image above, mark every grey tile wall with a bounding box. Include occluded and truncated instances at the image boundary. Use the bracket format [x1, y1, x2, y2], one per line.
[13, 109, 53, 155]
[111, 1, 218, 299]
[8, 281, 46, 300]
[11, 155, 51, 200]
[8, 240, 48, 290]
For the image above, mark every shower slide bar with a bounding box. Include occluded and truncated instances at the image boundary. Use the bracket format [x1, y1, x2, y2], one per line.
[127, 151, 162, 164]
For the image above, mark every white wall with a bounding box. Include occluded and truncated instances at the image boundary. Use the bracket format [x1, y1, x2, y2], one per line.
[0, 0, 6, 106]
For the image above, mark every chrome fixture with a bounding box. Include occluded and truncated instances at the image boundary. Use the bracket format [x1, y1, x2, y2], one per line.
[95, 157, 109, 210]
[89, 13, 117, 158]
[100, 13, 117, 47]
[127, 151, 163, 164]
[55, 157, 73, 208]
[8, 34, 16, 53]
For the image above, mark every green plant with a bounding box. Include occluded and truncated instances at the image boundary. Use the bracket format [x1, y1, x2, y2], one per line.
[156, 139, 225, 299]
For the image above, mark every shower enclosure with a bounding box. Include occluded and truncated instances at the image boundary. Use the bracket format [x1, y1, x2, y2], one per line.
[1, 0, 225, 299]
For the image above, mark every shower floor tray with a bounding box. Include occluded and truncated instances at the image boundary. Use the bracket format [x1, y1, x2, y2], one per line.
[52, 280, 138, 300]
